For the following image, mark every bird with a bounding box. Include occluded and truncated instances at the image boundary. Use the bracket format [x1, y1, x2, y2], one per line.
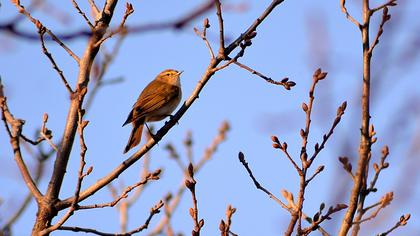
[123, 69, 183, 153]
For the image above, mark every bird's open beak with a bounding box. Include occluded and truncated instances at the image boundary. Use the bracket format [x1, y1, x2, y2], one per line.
[177, 70, 184, 76]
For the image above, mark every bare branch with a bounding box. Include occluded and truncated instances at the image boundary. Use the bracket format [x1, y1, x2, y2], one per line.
[340, 0, 362, 29]
[368, 6, 393, 54]
[71, 0, 94, 29]
[194, 18, 215, 60]
[301, 204, 348, 235]
[305, 165, 325, 185]
[308, 101, 347, 165]
[94, 2, 134, 47]
[233, 61, 295, 90]
[185, 163, 204, 235]
[88, 0, 100, 19]
[56, 0, 286, 211]
[79, 169, 161, 210]
[271, 137, 301, 172]
[377, 214, 410, 236]
[40, 108, 91, 235]
[215, 0, 226, 57]
[366, 146, 390, 193]
[58, 200, 164, 236]
[371, 0, 397, 13]
[12, 0, 80, 63]
[0, 84, 43, 203]
[1, 0, 216, 41]
[1, 152, 46, 231]
[149, 121, 230, 236]
[238, 152, 290, 210]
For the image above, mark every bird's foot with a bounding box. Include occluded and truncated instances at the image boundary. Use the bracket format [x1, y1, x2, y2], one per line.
[166, 114, 179, 125]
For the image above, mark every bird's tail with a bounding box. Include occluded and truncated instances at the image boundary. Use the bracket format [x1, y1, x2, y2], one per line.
[123, 118, 145, 154]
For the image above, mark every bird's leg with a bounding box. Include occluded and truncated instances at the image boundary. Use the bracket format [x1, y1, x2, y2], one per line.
[144, 123, 158, 141]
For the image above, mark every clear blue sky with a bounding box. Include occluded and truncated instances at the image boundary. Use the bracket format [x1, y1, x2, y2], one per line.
[0, 0, 419, 235]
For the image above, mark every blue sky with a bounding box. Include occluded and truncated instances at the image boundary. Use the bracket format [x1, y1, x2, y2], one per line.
[1, 0, 419, 235]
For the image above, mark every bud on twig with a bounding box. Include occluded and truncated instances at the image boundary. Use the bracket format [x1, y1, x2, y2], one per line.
[203, 18, 210, 28]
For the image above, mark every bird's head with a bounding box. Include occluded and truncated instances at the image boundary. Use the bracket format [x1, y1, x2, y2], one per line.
[156, 69, 183, 86]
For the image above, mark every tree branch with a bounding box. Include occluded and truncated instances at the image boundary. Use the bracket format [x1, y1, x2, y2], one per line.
[56, 0, 287, 211]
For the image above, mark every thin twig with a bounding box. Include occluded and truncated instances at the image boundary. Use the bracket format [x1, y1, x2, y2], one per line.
[340, 0, 362, 29]
[376, 214, 410, 236]
[366, 146, 390, 193]
[71, 0, 94, 28]
[194, 18, 215, 60]
[20, 134, 44, 145]
[353, 192, 393, 225]
[308, 101, 347, 165]
[2, 0, 216, 41]
[301, 204, 348, 235]
[58, 200, 164, 236]
[149, 121, 230, 236]
[126, 152, 151, 206]
[233, 61, 295, 90]
[213, 47, 246, 72]
[238, 152, 290, 210]
[12, 0, 80, 63]
[371, 0, 397, 13]
[79, 169, 161, 209]
[88, 0, 100, 19]
[185, 163, 204, 235]
[94, 3, 134, 48]
[305, 165, 325, 185]
[215, 0, 225, 57]
[272, 137, 301, 172]
[368, 6, 393, 54]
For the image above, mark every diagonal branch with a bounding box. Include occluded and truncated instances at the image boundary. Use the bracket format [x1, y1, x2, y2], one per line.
[12, 0, 80, 63]
[368, 6, 393, 54]
[238, 152, 289, 210]
[340, 0, 362, 29]
[233, 61, 295, 90]
[377, 214, 410, 236]
[38, 27, 74, 94]
[71, 0, 94, 29]
[194, 18, 215, 60]
[55, 0, 287, 211]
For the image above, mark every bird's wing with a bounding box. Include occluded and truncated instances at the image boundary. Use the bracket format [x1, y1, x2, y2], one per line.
[131, 81, 180, 121]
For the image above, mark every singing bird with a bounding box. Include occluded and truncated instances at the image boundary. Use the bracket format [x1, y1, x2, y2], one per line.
[123, 69, 183, 153]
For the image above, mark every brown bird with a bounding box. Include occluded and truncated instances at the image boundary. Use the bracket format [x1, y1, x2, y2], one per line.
[123, 69, 183, 153]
